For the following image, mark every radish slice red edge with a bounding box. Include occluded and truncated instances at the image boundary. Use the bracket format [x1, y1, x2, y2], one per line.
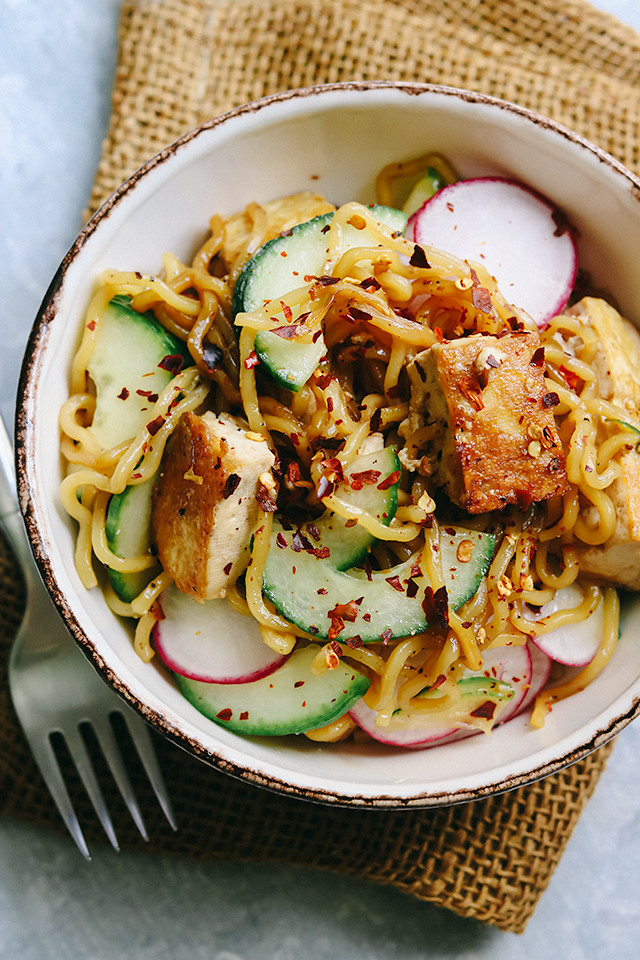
[408, 177, 578, 327]
[523, 584, 604, 668]
[153, 584, 287, 683]
[349, 643, 533, 749]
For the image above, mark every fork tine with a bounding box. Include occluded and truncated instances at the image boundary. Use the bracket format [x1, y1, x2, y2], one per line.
[90, 714, 149, 841]
[24, 729, 92, 860]
[62, 725, 120, 852]
[119, 709, 178, 831]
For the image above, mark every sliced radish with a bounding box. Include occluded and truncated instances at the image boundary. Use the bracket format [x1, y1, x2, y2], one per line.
[349, 643, 532, 749]
[407, 177, 577, 327]
[523, 584, 604, 667]
[152, 584, 287, 683]
[514, 640, 553, 718]
[176, 644, 369, 736]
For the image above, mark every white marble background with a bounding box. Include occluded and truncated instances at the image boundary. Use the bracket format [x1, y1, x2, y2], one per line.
[2, 1, 640, 957]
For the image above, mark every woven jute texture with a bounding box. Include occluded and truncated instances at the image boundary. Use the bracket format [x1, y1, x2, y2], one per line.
[2, 0, 636, 935]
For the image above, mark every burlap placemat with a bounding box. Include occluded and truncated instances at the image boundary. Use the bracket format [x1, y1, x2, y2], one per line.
[2, 0, 636, 934]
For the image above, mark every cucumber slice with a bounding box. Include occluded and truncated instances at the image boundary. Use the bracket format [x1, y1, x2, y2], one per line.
[288, 445, 400, 572]
[88, 295, 191, 449]
[175, 644, 370, 736]
[232, 205, 408, 391]
[263, 526, 495, 643]
[105, 478, 160, 602]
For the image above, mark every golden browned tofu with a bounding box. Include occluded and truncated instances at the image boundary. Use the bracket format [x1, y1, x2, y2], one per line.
[220, 192, 336, 270]
[152, 412, 275, 601]
[567, 298, 640, 588]
[407, 332, 568, 513]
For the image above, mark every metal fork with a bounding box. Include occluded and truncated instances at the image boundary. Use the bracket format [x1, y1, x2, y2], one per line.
[0, 413, 176, 858]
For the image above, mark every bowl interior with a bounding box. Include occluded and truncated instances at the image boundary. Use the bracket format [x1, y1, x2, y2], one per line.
[18, 83, 640, 805]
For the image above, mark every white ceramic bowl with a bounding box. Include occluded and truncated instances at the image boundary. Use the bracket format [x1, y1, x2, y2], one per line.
[16, 82, 640, 806]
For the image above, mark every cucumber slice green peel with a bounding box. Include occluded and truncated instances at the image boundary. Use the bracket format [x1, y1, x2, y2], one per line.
[232, 205, 408, 392]
[88, 294, 192, 451]
[263, 521, 495, 644]
[289, 445, 401, 572]
[94, 295, 193, 602]
[175, 644, 370, 736]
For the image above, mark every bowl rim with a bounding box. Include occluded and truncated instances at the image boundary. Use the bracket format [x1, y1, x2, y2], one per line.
[14, 80, 640, 807]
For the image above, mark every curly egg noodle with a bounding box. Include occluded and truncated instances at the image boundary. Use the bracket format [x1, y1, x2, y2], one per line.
[59, 159, 635, 745]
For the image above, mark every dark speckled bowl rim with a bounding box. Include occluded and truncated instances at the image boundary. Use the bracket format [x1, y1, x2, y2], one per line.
[14, 81, 640, 807]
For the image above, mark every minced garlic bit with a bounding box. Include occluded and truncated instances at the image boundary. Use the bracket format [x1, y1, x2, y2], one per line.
[496, 574, 513, 598]
[183, 467, 203, 484]
[456, 539, 474, 563]
[417, 491, 436, 514]
[527, 440, 542, 458]
[259, 470, 277, 492]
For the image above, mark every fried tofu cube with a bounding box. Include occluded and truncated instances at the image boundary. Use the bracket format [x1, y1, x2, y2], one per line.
[409, 332, 568, 513]
[566, 298, 640, 588]
[152, 412, 275, 601]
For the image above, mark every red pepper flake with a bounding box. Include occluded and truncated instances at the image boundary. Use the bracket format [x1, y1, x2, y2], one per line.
[256, 483, 278, 513]
[239, 711, 249, 721]
[223, 562, 233, 576]
[542, 391, 560, 408]
[321, 457, 344, 483]
[409, 244, 431, 269]
[291, 530, 313, 552]
[223, 473, 241, 499]
[330, 640, 343, 658]
[317, 475, 334, 499]
[158, 354, 185, 375]
[347, 306, 371, 323]
[385, 575, 405, 593]
[470, 701, 496, 720]
[459, 379, 485, 411]
[280, 301, 293, 322]
[244, 350, 260, 369]
[422, 585, 449, 629]
[318, 274, 339, 285]
[346, 635, 363, 648]
[280, 251, 288, 258]
[310, 546, 331, 559]
[136, 389, 159, 401]
[151, 598, 165, 621]
[530, 347, 545, 367]
[360, 277, 381, 291]
[370, 408, 382, 432]
[410, 561, 423, 578]
[328, 600, 359, 622]
[272, 325, 300, 339]
[276, 532, 288, 549]
[216, 709, 233, 722]
[381, 628, 392, 644]
[315, 372, 333, 389]
[406, 578, 419, 599]
[86, 320, 97, 331]
[307, 522, 321, 542]
[328, 617, 345, 640]
[117, 387, 129, 400]
[290, 432, 300, 446]
[363, 612, 371, 622]
[349, 469, 381, 489]
[469, 268, 494, 315]
[146, 415, 165, 436]
[559, 365, 581, 390]
[434, 326, 444, 343]
[317, 587, 328, 595]
[294, 680, 305, 688]
[363, 559, 373, 582]
[377, 470, 400, 491]
[312, 329, 323, 343]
